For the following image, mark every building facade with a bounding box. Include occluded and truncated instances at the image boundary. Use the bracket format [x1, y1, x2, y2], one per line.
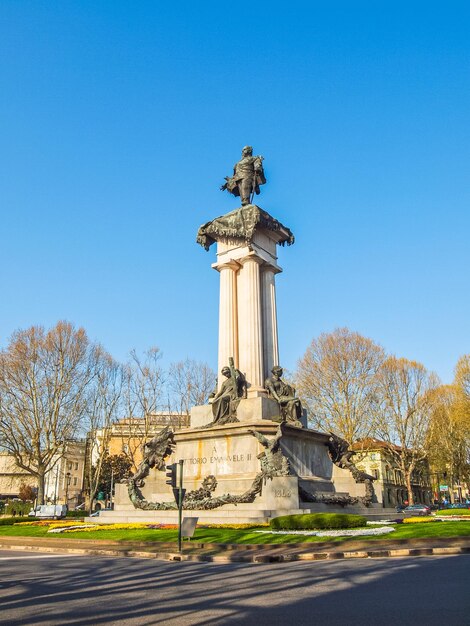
[0, 441, 86, 507]
[353, 440, 433, 507]
[91, 412, 191, 470]
[44, 440, 86, 508]
[0, 453, 36, 499]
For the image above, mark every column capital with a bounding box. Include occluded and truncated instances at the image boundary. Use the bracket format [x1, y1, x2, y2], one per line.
[260, 262, 282, 275]
[238, 252, 265, 267]
[213, 259, 240, 273]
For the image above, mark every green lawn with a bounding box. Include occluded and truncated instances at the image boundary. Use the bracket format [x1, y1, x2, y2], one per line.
[0, 521, 469, 544]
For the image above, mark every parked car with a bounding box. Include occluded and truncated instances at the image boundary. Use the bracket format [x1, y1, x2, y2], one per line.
[446, 503, 470, 510]
[403, 504, 432, 516]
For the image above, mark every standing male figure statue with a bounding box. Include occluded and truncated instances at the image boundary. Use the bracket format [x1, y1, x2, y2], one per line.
[220, 146, 266, 206]
[265, 366, 304, 428]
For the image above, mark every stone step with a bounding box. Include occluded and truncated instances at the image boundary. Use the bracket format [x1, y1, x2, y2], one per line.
[114, 501, 277, 513]
[85, 508, 306, 525]
[91, 508, 305, 519]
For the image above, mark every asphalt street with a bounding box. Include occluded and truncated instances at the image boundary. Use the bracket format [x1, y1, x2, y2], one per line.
[0, 550, 468, 626]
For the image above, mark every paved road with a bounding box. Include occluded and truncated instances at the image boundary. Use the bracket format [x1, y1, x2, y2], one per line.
[0, 550, 468, 625]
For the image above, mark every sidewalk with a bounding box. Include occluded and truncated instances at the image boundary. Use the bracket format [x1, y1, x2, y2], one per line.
[0, 534, 469, 563]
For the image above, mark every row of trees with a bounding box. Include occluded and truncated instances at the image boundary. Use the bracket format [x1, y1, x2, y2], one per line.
[0, 321, 215, 509]
[296, 328, 470, 503]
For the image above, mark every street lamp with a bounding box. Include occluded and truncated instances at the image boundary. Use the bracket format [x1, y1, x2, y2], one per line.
[65, 472, 71, 506]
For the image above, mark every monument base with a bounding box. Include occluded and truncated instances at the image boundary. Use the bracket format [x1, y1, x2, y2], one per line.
[95, 421, 396, 525]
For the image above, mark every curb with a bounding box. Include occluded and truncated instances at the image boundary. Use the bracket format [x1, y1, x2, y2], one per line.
[0, 542, 469, 564]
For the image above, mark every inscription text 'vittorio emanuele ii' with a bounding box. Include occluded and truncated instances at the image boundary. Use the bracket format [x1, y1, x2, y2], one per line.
[185, 453, 252, 465]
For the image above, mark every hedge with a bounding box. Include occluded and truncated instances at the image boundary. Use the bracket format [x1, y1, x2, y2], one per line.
[66, 510, 87, 519]
[270, 513, 368, 530]
[437, 508, 470, 516]
[0, 516, 29, 526]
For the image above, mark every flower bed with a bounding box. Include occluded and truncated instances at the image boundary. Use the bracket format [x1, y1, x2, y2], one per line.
[436, 509, 470, 517]
[46, 522, 179, 533]
[255, 527, 396, 538]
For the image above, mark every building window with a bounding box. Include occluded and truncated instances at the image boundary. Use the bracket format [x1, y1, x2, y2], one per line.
[373, 469, 380, 479]
[68, 462, 73, 470]
[73, 477, 78, 486]
[370, 453, 378, 461]
[74, 462, 78, 471]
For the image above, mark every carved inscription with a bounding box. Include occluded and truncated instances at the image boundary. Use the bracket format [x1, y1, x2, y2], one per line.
[185, 453, 252, 465]
[274, 489, 292, 498]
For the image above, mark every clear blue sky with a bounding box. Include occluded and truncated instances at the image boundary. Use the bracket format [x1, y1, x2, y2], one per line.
[1, 1, 469, 383]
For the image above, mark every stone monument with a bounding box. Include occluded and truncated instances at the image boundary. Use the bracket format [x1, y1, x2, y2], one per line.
[101, 146, 396, 525]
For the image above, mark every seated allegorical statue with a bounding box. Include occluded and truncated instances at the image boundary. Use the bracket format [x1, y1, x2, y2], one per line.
[265, 365, 304, 428]
[205, 359, 246, 428]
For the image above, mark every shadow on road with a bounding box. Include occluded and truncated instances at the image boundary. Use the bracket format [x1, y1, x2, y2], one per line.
[0, 553, 468, 625]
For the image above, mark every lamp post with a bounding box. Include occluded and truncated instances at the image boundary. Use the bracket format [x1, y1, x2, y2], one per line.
[65, 472, 71, 507]
[110, 468, 114, 510]
[54, 467, 59, 505]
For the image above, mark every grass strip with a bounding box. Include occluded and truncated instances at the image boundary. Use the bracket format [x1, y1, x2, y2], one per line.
[0, 521, 470, 544]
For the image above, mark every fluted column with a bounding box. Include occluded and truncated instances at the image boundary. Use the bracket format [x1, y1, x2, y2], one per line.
[217, 261, 239, 390]
[237, 254, 264, 395]
[262, 265, 280, 380]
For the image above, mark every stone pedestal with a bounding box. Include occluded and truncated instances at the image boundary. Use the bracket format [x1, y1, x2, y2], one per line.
[105, 423, 390, 525]
[190, 396, 281, 429]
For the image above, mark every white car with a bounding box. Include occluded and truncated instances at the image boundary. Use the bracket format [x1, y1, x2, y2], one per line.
[29, 504, 67, 519]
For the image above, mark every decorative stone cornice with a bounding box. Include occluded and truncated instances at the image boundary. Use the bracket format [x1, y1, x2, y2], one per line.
[197, 204, 295, 251]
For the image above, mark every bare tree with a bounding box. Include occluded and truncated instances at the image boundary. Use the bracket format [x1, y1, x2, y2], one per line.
[120, 348, 166, 468]
[83, 350, 123, 514]
[296, 328, 385, 444]
[167, 358, 216, 423]
[376, 357, 439, 504]
[0, 322, 96, 504]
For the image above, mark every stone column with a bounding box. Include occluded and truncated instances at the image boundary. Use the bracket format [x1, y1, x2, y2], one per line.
[262, 265, 280, 379]
[237, 254, 264, 396]
[217, 261, 239, 389]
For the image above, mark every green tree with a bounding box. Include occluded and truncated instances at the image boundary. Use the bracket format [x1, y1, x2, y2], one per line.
[97, 454, 132, 495]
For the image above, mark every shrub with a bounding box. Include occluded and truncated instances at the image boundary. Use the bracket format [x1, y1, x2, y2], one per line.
[437, 508, 470, 516]
[270, 513, 367, 531]
[66, 510, 87, 519]
[3, 500, 32, 516]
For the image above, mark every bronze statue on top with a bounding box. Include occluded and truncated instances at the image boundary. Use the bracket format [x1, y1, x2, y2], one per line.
[265, 366, 304, 428]
[221, 146, 266, 206]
